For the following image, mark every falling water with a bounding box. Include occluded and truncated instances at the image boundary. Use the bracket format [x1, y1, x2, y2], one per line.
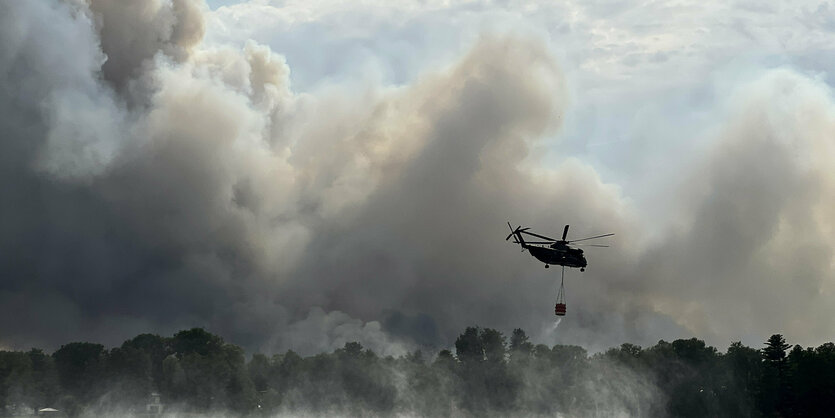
[543, 317, 562, 340]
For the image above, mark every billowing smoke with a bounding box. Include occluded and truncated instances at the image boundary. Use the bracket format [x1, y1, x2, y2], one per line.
[627, 71, 835, 345]
[1, 0, 834, 357]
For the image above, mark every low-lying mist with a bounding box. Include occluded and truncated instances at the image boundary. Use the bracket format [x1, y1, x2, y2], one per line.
[2, 327, 831, 417]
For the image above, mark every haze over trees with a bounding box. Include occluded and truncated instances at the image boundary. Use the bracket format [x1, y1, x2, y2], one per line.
[1, 327, 834, 417]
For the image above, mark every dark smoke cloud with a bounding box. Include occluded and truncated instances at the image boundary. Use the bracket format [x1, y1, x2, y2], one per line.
[1, 0, 834, 354]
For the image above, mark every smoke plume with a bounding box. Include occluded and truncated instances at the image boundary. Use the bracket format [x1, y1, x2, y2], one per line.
[1, 0, 834, 356]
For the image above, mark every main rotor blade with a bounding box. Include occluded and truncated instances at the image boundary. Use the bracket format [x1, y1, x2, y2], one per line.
[562, 225, 569, 241]
[519, 230, 558, 241]
[568, 233, 615, 243]
[574, 243, 609, 247]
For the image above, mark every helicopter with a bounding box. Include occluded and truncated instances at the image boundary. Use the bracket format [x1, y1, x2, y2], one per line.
[506, 222, 613, 271]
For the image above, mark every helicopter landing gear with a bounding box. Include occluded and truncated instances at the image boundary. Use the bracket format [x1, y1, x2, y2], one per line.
[545, 264, 549, 269]
[580, 268, 585, 272]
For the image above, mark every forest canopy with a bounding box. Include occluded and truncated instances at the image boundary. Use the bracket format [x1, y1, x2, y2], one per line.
[1, 327, 833, 417]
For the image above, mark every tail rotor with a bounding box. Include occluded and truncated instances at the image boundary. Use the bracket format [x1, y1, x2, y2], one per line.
[506, 222, 529, 252]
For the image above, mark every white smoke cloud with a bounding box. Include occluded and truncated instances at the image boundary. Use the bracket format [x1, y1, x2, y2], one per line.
[627, 69, 835, 346]
[280, 308, 412, 357]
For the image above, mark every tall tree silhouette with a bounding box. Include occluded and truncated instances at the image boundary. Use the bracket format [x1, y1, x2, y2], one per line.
[509, 328, 533, 363]
[759, 334, 791, 416]
[454, 327, 483, 365]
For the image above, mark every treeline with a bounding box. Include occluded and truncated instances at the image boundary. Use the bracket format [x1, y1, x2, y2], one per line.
[1, 328, 834, 417]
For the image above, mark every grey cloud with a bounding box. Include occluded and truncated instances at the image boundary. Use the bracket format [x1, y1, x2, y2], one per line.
[382, 310, 440, 348]
[1, 1, 591, 353]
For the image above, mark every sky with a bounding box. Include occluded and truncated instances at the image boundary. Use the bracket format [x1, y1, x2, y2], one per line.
[1, 0, 835, 356]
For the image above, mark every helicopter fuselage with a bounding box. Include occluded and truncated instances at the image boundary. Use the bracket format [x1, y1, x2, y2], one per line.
[526, 245, 587, 269]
